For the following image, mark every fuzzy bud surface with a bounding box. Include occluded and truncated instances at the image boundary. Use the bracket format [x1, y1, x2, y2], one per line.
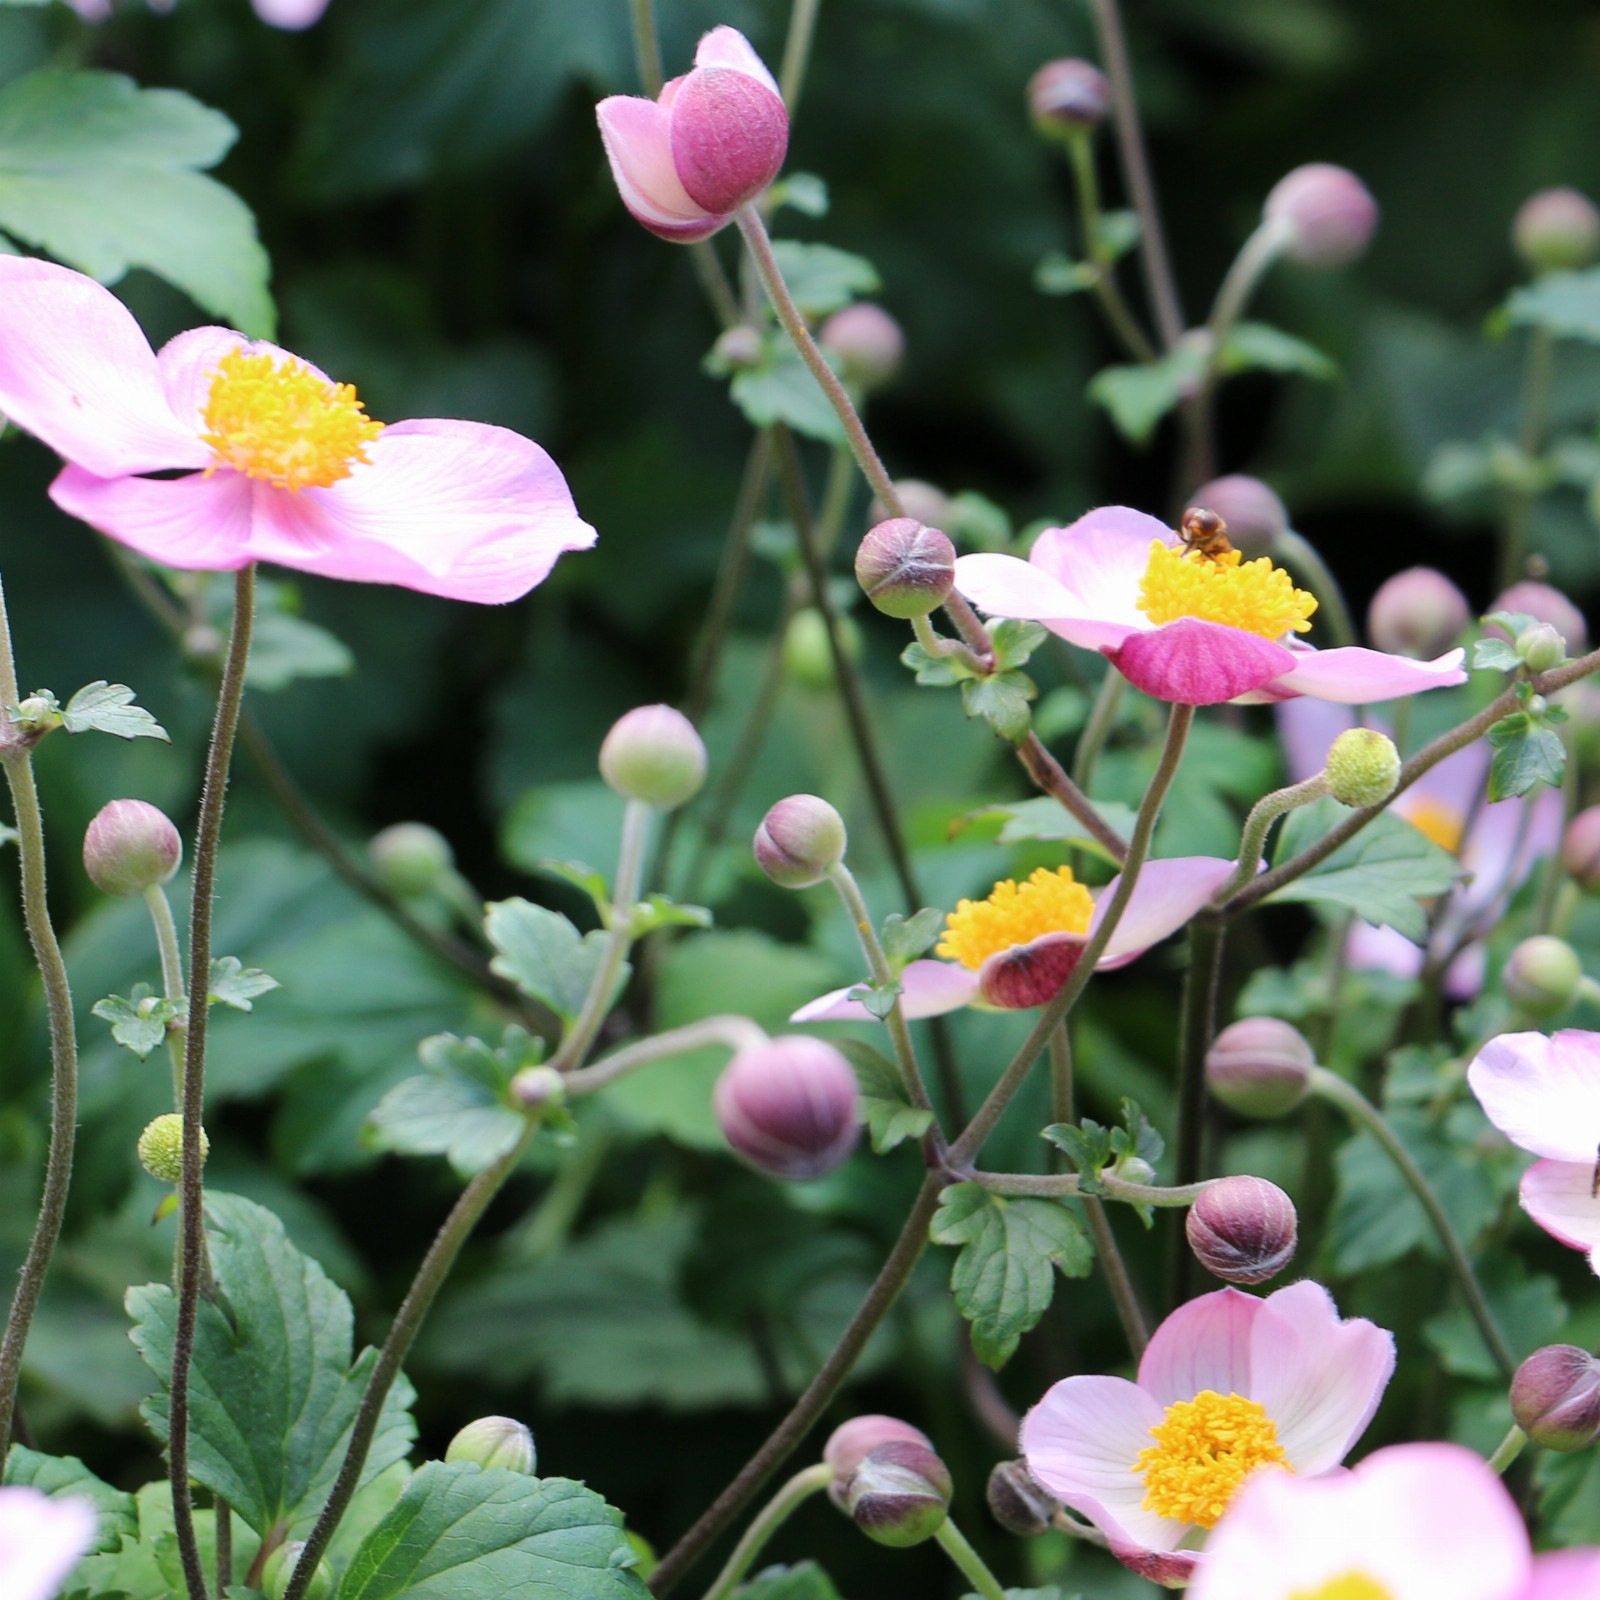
[1325, 727, 1401, 808]
[868, 479, 951, 530]
[1510, 1345, 1600, 1451]
[599, 704, 707, 809]
[1502, 936, 1583, 1016]
[1186, 1175, 1298, 1285]
[845, 1439, 952, 1548]
[986, 1459, 1060, 1537]
[1514, 187, 1600, 274]
[83, 799, 182, 898]
[138, 1114, 208, 1186]
[446, 1416, 538, 1475]
[820, 303, 905, 391]
[823, 1415, 932, 1508]
[754, 794, 847, 888]
[1367, 567, 1470, 658]
[1516, 621, 1567, 674]
[1264, 163, 1378, 268]
[855, 519, 957, 618]
[714, 1035, 859, 1178]
[1026, 59, 1111, 136]
[1206, 1017, 1314, 1118]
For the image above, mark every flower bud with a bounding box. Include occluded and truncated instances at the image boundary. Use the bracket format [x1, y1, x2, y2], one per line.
[1026, 59, 1111, 137]
[1513, 188, 1600, 275]
[1324, 727, 1401, 808]
[1263, 163, 1378, 269]
[754, 794, 847, 888]
[1510, 1345, 1600, 1451]
[869, 479, 951, 531]
[369, 822, 454, 898]
[986, 1459, 1059, 1537]
[1367, 567, 1470, 658]
[823, 1415, 932, 1508]
[1502, 936, 1583, 1016]
[1206, 1017, 1314, 1118]
[83, 800, 182, 898]
[1190, 476, 1288, 559]
[1186, 1175, 1298, 1286]
[599, 705, 707, 809]
[713, 1035, 859, 1179]
[137, 1114, 208, 1186]
[261, 1542, 332, 1600]
[782, 608, 861, 690]
[712, 324, 764, 371]
[446, 1415, 537, 1475]
[1562, 807, 1600, 894]
[1494, 580, 1589, 655]
[820, 303, 905, 392]
[670, 65, 789, 215]
[845, 1439, 952, 1548]
[1516, 621, 1567, 675]
[510, 1065, 566, 1111]
[855, 519, 957, 619]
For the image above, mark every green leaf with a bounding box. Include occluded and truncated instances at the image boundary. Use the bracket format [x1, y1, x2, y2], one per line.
[1538, 1446, 1600, 1544]
[1042, 1120, 1114, 1192]
[1033, 251, 1097, 296]
[485, 898, 616, 1023]
[1093, 210, 1139, 258]
[990, 619, 1049, 672]
[967, 795, 1135, 864]
[628, 893, 713, 937]
[1488, 713, 1567, 799]
[738, 1564, 844, 1600]
[1266, 796, 1461, 941]
[129, 1192, 416, 1539]
[767, 240, 880, 318]
[768, 172, 829, 217]
[945, 491, 1014, 552]
[3, 1446, 136, 1553]
[880, 908, 944, 970]
[961, 670, 1037, 743]
[0, 69, 273, 335]
[1472, 636, 1523, 672]
[730, 337, 845, 445]
[900, 638, 974, 687]
[1218, 321, 1337, 379]
[60, 681, 168, 741]
[1087, 340, 1207, 445]
[1422, 1263, 1566, 1380]
[930, 1182, 1093, 1368]
[245, 612, 355, 692]
[836, 1038, 934, 1154]
[1503, 266, 1600, 342]
[208, 956, 281, 1011]
[844, 979, 901, 1020]
[91, 985, 178, 1059]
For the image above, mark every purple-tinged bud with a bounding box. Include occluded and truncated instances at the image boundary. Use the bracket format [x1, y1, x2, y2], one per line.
[1186, 1175, 1298, 1285]
[845, 1439, 952, 1548]
[823, 1415, 932, 1508]
[869, 479, 952, 530]
[669, 68, 789, 215]
[820, 303, 905, 392]
[1367, 567, 1470, 658]
[754, 794, 847, 888]
[446, 1416, 537, 1475]
[1511, 1345, 1600, 1451]
[369, 822, 453, 898]
[986, 1459, 1059, 1537]
[83, 800, 182, 898]
[1206, 1017, 1314, 1118]
[714, 1036, 859, 1178]
[599, 705, 707, 809]
[1503, 936, 1583, 1016]
[262, 1543, 332, 1600]
[1264, 163, 1378, 269]
[1493, 581, 1589, 655]
[1562, 807, 1600, 894]
[855, 519, 957, 618]
[1026, 59, 1111, 137]
[1513, 188, 1600, 275]
[1190, 476, 1288, 559]
[510, 1065, 566, 1111]
[712, 324, 764, 371]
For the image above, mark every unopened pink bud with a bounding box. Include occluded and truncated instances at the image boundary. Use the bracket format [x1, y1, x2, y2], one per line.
[869, 479, 951, 530]
[714, 1036, 859, 1178]
[1264, 163, 1378, 269]
[1367, 567, 1470, 658]
[855, 519, 956, 618]
[845, 1439, 952, 1547]
[820, 302, 905, 392]
[986, 1459, 1059, 1537]
[1027, 59, 1111, 136]
[599, 705, 707, 809]
[1563, 807, 1600, 894]
[83, 800, 182, 898]
[1511, 1345, 1600, 1451]
[1493, 580, 1588, 655]
[823, 1415, 931, 1508]
[1190, 476, 1288, 559]
[754, 794, 847, 888]
[1206, 1017, 1314, 1118]
[1186, 1175, 1298, 1285]
[1514, 188, 1600, 275]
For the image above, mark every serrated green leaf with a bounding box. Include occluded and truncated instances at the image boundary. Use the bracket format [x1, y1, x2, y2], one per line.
[967, 795, 1135, 863]
[1504, 266, 1600, 342]
[1042, 1121, 1114, 1190]
[738, 1564, 844, 1600]
[961, 671, 1036, 743]
[91, 985, 178, 1059]
[245, 612, 355, 692]
[3, 1447, 136, 1553]
[900, 638, 973, 686]
[769, 172, 829, 217]
[534, 859, 612, 916]
[1423, 1264, 1566, 1380]
[990, 619, 1049, 672]
[1487, 713, 1566, 799]
[845, 980, 901, 1021]
[485, 898, 616, 1023]
[880, 908, 944, 970]
[208, 955, 281, 1011]
[60, 681, 168, 741]
[767, 240, 879, 318]
[1219, 321, 1337, 379]
[930, 1183, 1093, 1367]
[1087, 341, 1207, 445]
[730, 337, 845, 445]
[628, 893, 712, 937]
[835, 1038, 934, 1154]
[1473, 637, 1523, 672]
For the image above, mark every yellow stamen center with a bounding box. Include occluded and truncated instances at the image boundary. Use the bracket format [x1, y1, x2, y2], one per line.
[936, 866, 1094, 971]
[1138, 540, 1317, 640]
[1403, 796, 1465, 855]
[1135, 1389, 1289, 1528]
[201, 347, 383, 491]
[1291, 1577, 1394, 1600]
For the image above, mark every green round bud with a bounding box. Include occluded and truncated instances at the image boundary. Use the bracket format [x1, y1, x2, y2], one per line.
[446, 1415, 537, 1475]
[1206, 1017, 1314, 1119]
[369, 822, 454, 898]
[599, 705, 707, 809]
[261, 1542, 332, 1600]
[510, 1065, 566, 1111]
[845, 1439, 952, 1548]
[1503, 936, 1583, 1016]
[84, 800, 183, 898]
[137, 1114, 208, 1186]
[782, 609, 861, 691]
[754, 795, 847, 889]
[1516, 621, 1567, 675]
[855, 519, 956, 618]
[1514, 188, 1600, 275]
[1324, 728, 1401, 808]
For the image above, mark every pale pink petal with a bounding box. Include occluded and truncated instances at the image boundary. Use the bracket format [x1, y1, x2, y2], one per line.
[693, 25, 782, 97]
[951, 553, 1093, 628]
[1468, 1031, 1600, 1163]
[0, 257, 208, 476]
[1275, 697, 1356, 784]
[1444, 941, 1488, 1001]
[1519, 1159, 1600, 1261]
[1346, 919, 1425, 979]
[1030, 506, 1174, 629]
[1522, 1549, 1600, 1600]
[1111, 618, 1297, 705]
[1137, 1286, 1261, 1407]
[252, 0, 329, 27]
[1458, 787, 1564, 922]
[1248, 1280, 1395, 1475]
[596, 96, 724, 240]
[789, 959, 978, 1024]
[1402, 739, 1489, 814]
[1094, 856, 1237, 966]
[1271, 644, 1467, 704]
[0, 1487, 96, 1600]
[156, 326, 251, 435]
[50, 466, 256, 569]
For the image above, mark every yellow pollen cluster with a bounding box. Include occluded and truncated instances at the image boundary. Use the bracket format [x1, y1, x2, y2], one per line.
[1290, 1577, 1395, 1600]
[1138, 541, 1317, 641]
[936, 866, 1094, 971]
[201, 348, 383, 491]
[1135, 1389, 1289, 1528]
[1404, 796, 1465, 855]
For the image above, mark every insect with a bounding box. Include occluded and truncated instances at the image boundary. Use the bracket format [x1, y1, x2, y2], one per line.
[1178, 506, 1233, 561]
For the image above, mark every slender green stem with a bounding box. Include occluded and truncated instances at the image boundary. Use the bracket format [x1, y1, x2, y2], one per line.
[1273, 531, 1357, 650]
[697, 1464, 832, 1600]
[974, 1170, 1210, 1205]
[144, 883, 188, 1102]
[1072, 669, 1126, 793]
[628, 0, 663, 96]
[566, 1016, 770, 1095]
[777, 0, 823, 111]
[1501, 326, 1555, 590]
[1309, 1067, 1514, 1380]
[1065, 132, 1157, 363]
[1220, 773, 1330, 902]
[170, 565, 256, 1600]
[0, 571, 79, 1451]
[1486, 1425, 1527, 1476]
[214, 1500, 232, 1600]
[1017, 730, 1129, 865]
[1170, 915, 1225, 1304]
[933, 1519, 1008, 1600]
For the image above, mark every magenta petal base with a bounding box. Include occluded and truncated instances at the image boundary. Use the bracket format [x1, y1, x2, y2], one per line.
[1108, 618, 1298, 705]
[977, 931, 1087, 1009]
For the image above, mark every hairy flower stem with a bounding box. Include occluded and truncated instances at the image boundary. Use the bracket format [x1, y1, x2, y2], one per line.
[1017, 731, 1130, 865]
[1501, 326, 1555, 591]
[170, 564, 256, 1600]
[0, 571, 79, 1452]
[697, 1463, 832, 1600]
[565, 1015, 770, 1096]
[1220, 773, 1331, 903]
[778, 0, 823, 111]
[1486, 1425, 1527, 1476]
[1308, 1067, 1515, 1380]
[1072, 668, 1126, 794]
[143, 884, 188, 1101]
[1170, 915, 1225, 1305]
[214, 1499, 232, 1599]
[647, 1173, 945, 1596]
[933, 1519, 1009, 1600]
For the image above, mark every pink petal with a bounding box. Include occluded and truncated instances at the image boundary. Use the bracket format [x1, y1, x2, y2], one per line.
[156, 326, 251, 435]
[1248, 1280, 1395, 1476]
[669, 67, 789, 214]
[51, 465, 257, 569]
[789, 959, 978, 1024]
[252, 0, 330, 26]
[1271, 644, 1467, 704]
[1346, 919, 1425, 980]
[977, 932, 1087, 1009]
[1444, 941, 1488, 1001]
[1457, 787, 1563, 920]
[693, 25, 782, 96]
[952, 553, 1091, 626]
[1137, 1286, 1262, 1407]
[0, 1486, 96, 1600]
[0, 257, 207, 477]
[1275, 698, 1356, 785]
[596, 95, 725, 241]
[1468, 1031, 1600, 1163]
[1031, 505, 1174, 628]
[1094, 855, 1237, 966]
[1522, 1549, 1600, 1600]
[1519, 1159, 1600, 1267]
[1110, 618, 1298, 705]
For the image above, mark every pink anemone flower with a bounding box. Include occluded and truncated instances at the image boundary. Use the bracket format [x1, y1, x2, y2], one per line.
[1469, 1029, 1600, 1274]
[0, 1487, 96, 1600]
[1020, 1282, 1395, 1585]
[252, 0, 330, 27]
[792, 855, 1236, 1023]
[953, 506, 1466, 707]
[0, 258, 595, 604]
[1190, 1441, 1600, 1600]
